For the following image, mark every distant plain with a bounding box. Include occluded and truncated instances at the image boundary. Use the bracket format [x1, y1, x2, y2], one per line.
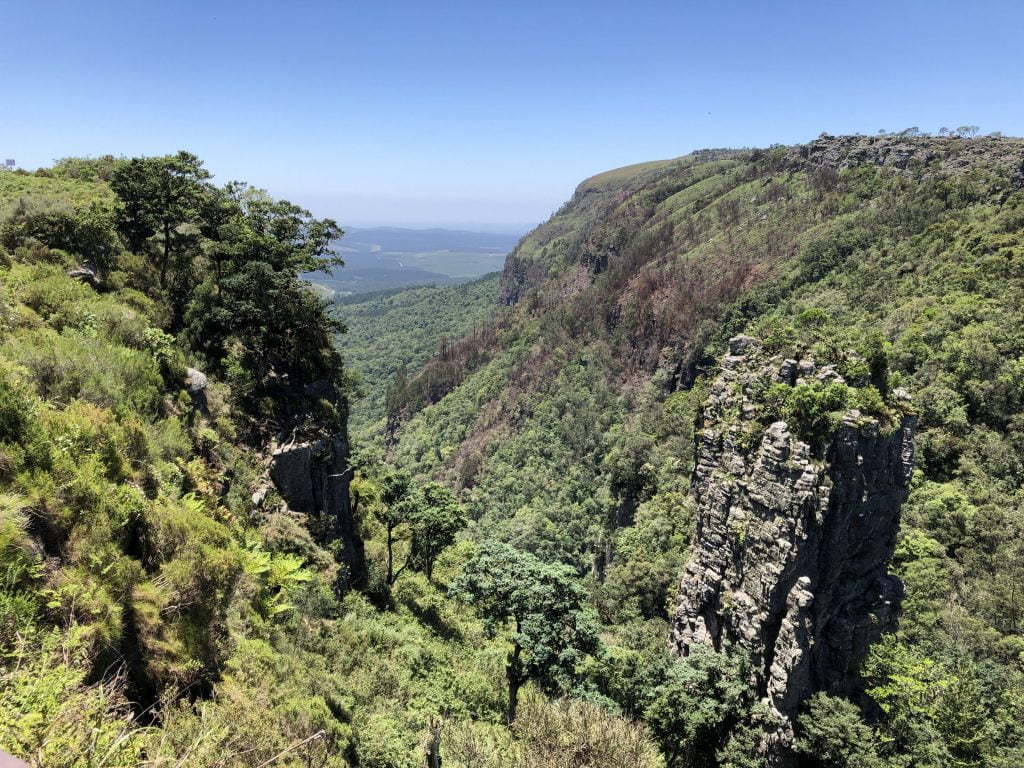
[306, 226, 522, 295]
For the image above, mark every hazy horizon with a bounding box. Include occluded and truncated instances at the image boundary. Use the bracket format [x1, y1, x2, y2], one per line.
[3, 1, 1023, 228]
[334, 222, 536, 236]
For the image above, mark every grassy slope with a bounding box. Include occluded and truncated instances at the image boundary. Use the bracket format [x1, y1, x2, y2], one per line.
[0, 170, 116, 207]
[0, 165, 661, 768]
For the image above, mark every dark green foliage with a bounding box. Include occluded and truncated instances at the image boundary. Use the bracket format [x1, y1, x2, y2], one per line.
[408, 482, 466, 579]
[372, 469, 414, 586]
[602, 429, 657, 526]
[182, 186, 345, 433]
[108, 154, 347, 435]
[762, 380, 851, 438]
[110, 151, 210, 288]
[451, 541, 599, 723]
[794, 694, 881, 768]
[796, 226, 871, 284]
[643, 646, 754, 768]
[365, 471, 466, 587]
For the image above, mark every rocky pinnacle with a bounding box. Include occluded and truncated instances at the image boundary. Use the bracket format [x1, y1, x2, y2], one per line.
[669, 335, 916, 760]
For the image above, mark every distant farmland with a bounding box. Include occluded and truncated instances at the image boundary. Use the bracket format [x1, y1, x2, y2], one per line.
[305, 226, 523, 295]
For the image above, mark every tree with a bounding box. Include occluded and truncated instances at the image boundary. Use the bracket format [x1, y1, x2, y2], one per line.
[794, 694, 881, 768]
[450, 542, 599, 724]
[373, 470, 416, 585]
[408, 482, 466, 579]
[602, 429, 657, 526]
[110, 151, 212, 290]
[369, 475, 465, 586]
[643, 645, 753, 768]
[181, 183, 345, 431]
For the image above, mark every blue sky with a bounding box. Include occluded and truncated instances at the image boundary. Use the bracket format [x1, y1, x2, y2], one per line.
[2, 0, 1022, 230]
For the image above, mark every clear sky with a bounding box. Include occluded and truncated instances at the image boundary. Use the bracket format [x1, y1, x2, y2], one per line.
[2, 0, 1022, 230]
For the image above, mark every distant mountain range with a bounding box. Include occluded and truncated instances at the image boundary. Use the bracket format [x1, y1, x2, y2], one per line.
[305, 226, 524, 296]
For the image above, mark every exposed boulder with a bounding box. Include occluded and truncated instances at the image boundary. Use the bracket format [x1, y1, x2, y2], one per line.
[269, 435, 366, 587]
[185, 367, 208, 411]
[68, 266, 100, 288]
[669, 336, 915, 763]
[185, 368, 207, 393]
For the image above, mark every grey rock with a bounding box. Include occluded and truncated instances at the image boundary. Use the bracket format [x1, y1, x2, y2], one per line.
[269, 436, 366, 587]
[776, 359, 798, 385]
[184, 368, 209, 412]
[251, 483, 271, 508]
[185, 368, 208, 393]
[814, 365, 845, 384]
[303, 379, 334, 399]
[729, 334, 758, 356]
[68, 267, 100, 288]
[669, 341, 915, 764]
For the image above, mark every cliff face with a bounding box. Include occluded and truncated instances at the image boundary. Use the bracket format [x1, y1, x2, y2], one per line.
[269, 435, 367, 587]
[669, 336, 916, 756]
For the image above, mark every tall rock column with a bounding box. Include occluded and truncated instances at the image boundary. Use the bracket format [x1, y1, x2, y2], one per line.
[669, 335, 915, 758]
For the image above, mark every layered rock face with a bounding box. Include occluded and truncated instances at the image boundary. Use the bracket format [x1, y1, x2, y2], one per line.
[669, 336, 915, 756]
[269, 436, 367, 587]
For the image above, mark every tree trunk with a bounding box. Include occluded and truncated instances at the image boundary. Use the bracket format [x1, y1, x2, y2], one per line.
[506, 642, 523, 725]
[386, 526, 394, 585]
[423, 717, 443, 768]
[161, 220, 170, 288]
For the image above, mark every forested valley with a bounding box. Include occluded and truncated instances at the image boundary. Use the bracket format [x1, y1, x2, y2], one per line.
[3, 132, 1024, 768]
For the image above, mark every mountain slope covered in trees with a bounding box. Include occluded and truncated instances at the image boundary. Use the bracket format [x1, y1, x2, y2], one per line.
[336, 274, 502, 432]
[386, 133, 1024, 766]
[0, 156, 662, 768]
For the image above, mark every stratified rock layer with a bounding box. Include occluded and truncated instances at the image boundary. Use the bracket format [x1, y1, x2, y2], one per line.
[669, 336, 915, 756]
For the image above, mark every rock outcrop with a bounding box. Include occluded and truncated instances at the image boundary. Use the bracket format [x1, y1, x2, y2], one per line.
[794, 133, 1024, 184]
[269, 435, 366, 587]
[68, 266, 100, 288]
[669, 335, 915, 761]
[185, 367, 208, 411]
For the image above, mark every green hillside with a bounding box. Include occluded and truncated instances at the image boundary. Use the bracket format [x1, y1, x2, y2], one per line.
[387, 134, 1024, 766]
[336, 274, 503, 433]
[3, 134, 1024, 768]
[0, 157, 662, 768]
